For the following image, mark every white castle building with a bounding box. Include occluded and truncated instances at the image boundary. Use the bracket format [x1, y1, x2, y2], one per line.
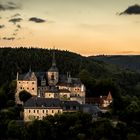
[15, 50, 86, 105]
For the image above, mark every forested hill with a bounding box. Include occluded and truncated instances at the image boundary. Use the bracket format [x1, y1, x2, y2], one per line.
[92, 55, 140, 73]
[0, 47, 120, 84]
[1, 47, 140, 98]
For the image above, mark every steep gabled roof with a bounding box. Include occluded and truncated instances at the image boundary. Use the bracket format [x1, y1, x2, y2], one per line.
[106, 91, 113, 101]
[24, 97, 61, 108]
[24, 97, 82, 109]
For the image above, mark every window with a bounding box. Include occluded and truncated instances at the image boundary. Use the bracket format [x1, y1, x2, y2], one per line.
[32, 82, 34, 84]
[42, 110, 44, 113]
[27, 87, 29, 90]
[51, 73, 54, 80]
[29, 110, 31, 113]
[34, 110, 35, 113]
[32, 88, 34, 90]
[46, 110, 48, 113]
[37, 110, 39, 113]
[19, 82, 20, 84]
[52, 110, 54, 113]
[20, 87, 22, 89]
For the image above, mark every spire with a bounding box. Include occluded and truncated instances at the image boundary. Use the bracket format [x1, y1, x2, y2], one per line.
[52, 46, 56, 67]
[29, 65, 32, 73]
[16, 72, 19, 80]
[48, 46, 58, 72]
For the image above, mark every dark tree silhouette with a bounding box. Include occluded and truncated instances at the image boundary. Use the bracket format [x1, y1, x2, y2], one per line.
[19, 90, 32, 103]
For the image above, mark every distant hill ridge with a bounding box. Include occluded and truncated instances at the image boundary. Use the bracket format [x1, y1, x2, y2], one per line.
[92, 55, 140, 73]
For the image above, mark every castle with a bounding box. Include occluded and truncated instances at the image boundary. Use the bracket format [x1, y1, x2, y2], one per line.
[15, 50, 111, 121]
[15, 50, 86, 105]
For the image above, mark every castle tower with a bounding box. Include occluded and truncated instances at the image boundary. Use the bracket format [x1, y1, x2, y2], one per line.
[15, 68, 38, 104]
[47, 48, 59, 86]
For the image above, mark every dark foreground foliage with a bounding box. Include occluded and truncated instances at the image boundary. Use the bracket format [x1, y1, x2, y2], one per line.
[1, 111, 140, 140]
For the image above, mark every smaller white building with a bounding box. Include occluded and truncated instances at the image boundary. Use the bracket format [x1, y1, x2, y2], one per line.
[24, 97, 81, 121]
[24, 97, 63, 121]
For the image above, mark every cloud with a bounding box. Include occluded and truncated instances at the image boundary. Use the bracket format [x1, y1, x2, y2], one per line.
[0, 1, 20, 11]
[118, 51, 135, 54]
[120, 4, 140, 15]
[9, 18, 22, 24]
[12, 33, 17, 36]
[17, 24, 21, 29]
[0, 25, 4, 28]
[3, 37, 15, 40]
[29, 17, 46, 23]
[11, 13, 21, 17]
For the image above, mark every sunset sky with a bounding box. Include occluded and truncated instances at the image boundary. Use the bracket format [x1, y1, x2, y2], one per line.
[0, 0, 140, 56]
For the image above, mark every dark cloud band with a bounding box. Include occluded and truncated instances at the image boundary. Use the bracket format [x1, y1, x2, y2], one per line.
[120, 4, 140, 15]
[3, 37, 15, 40]
[29, 17, 46, 23]
[9, 18, 23, 24]
[0, 25, 4, 28]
